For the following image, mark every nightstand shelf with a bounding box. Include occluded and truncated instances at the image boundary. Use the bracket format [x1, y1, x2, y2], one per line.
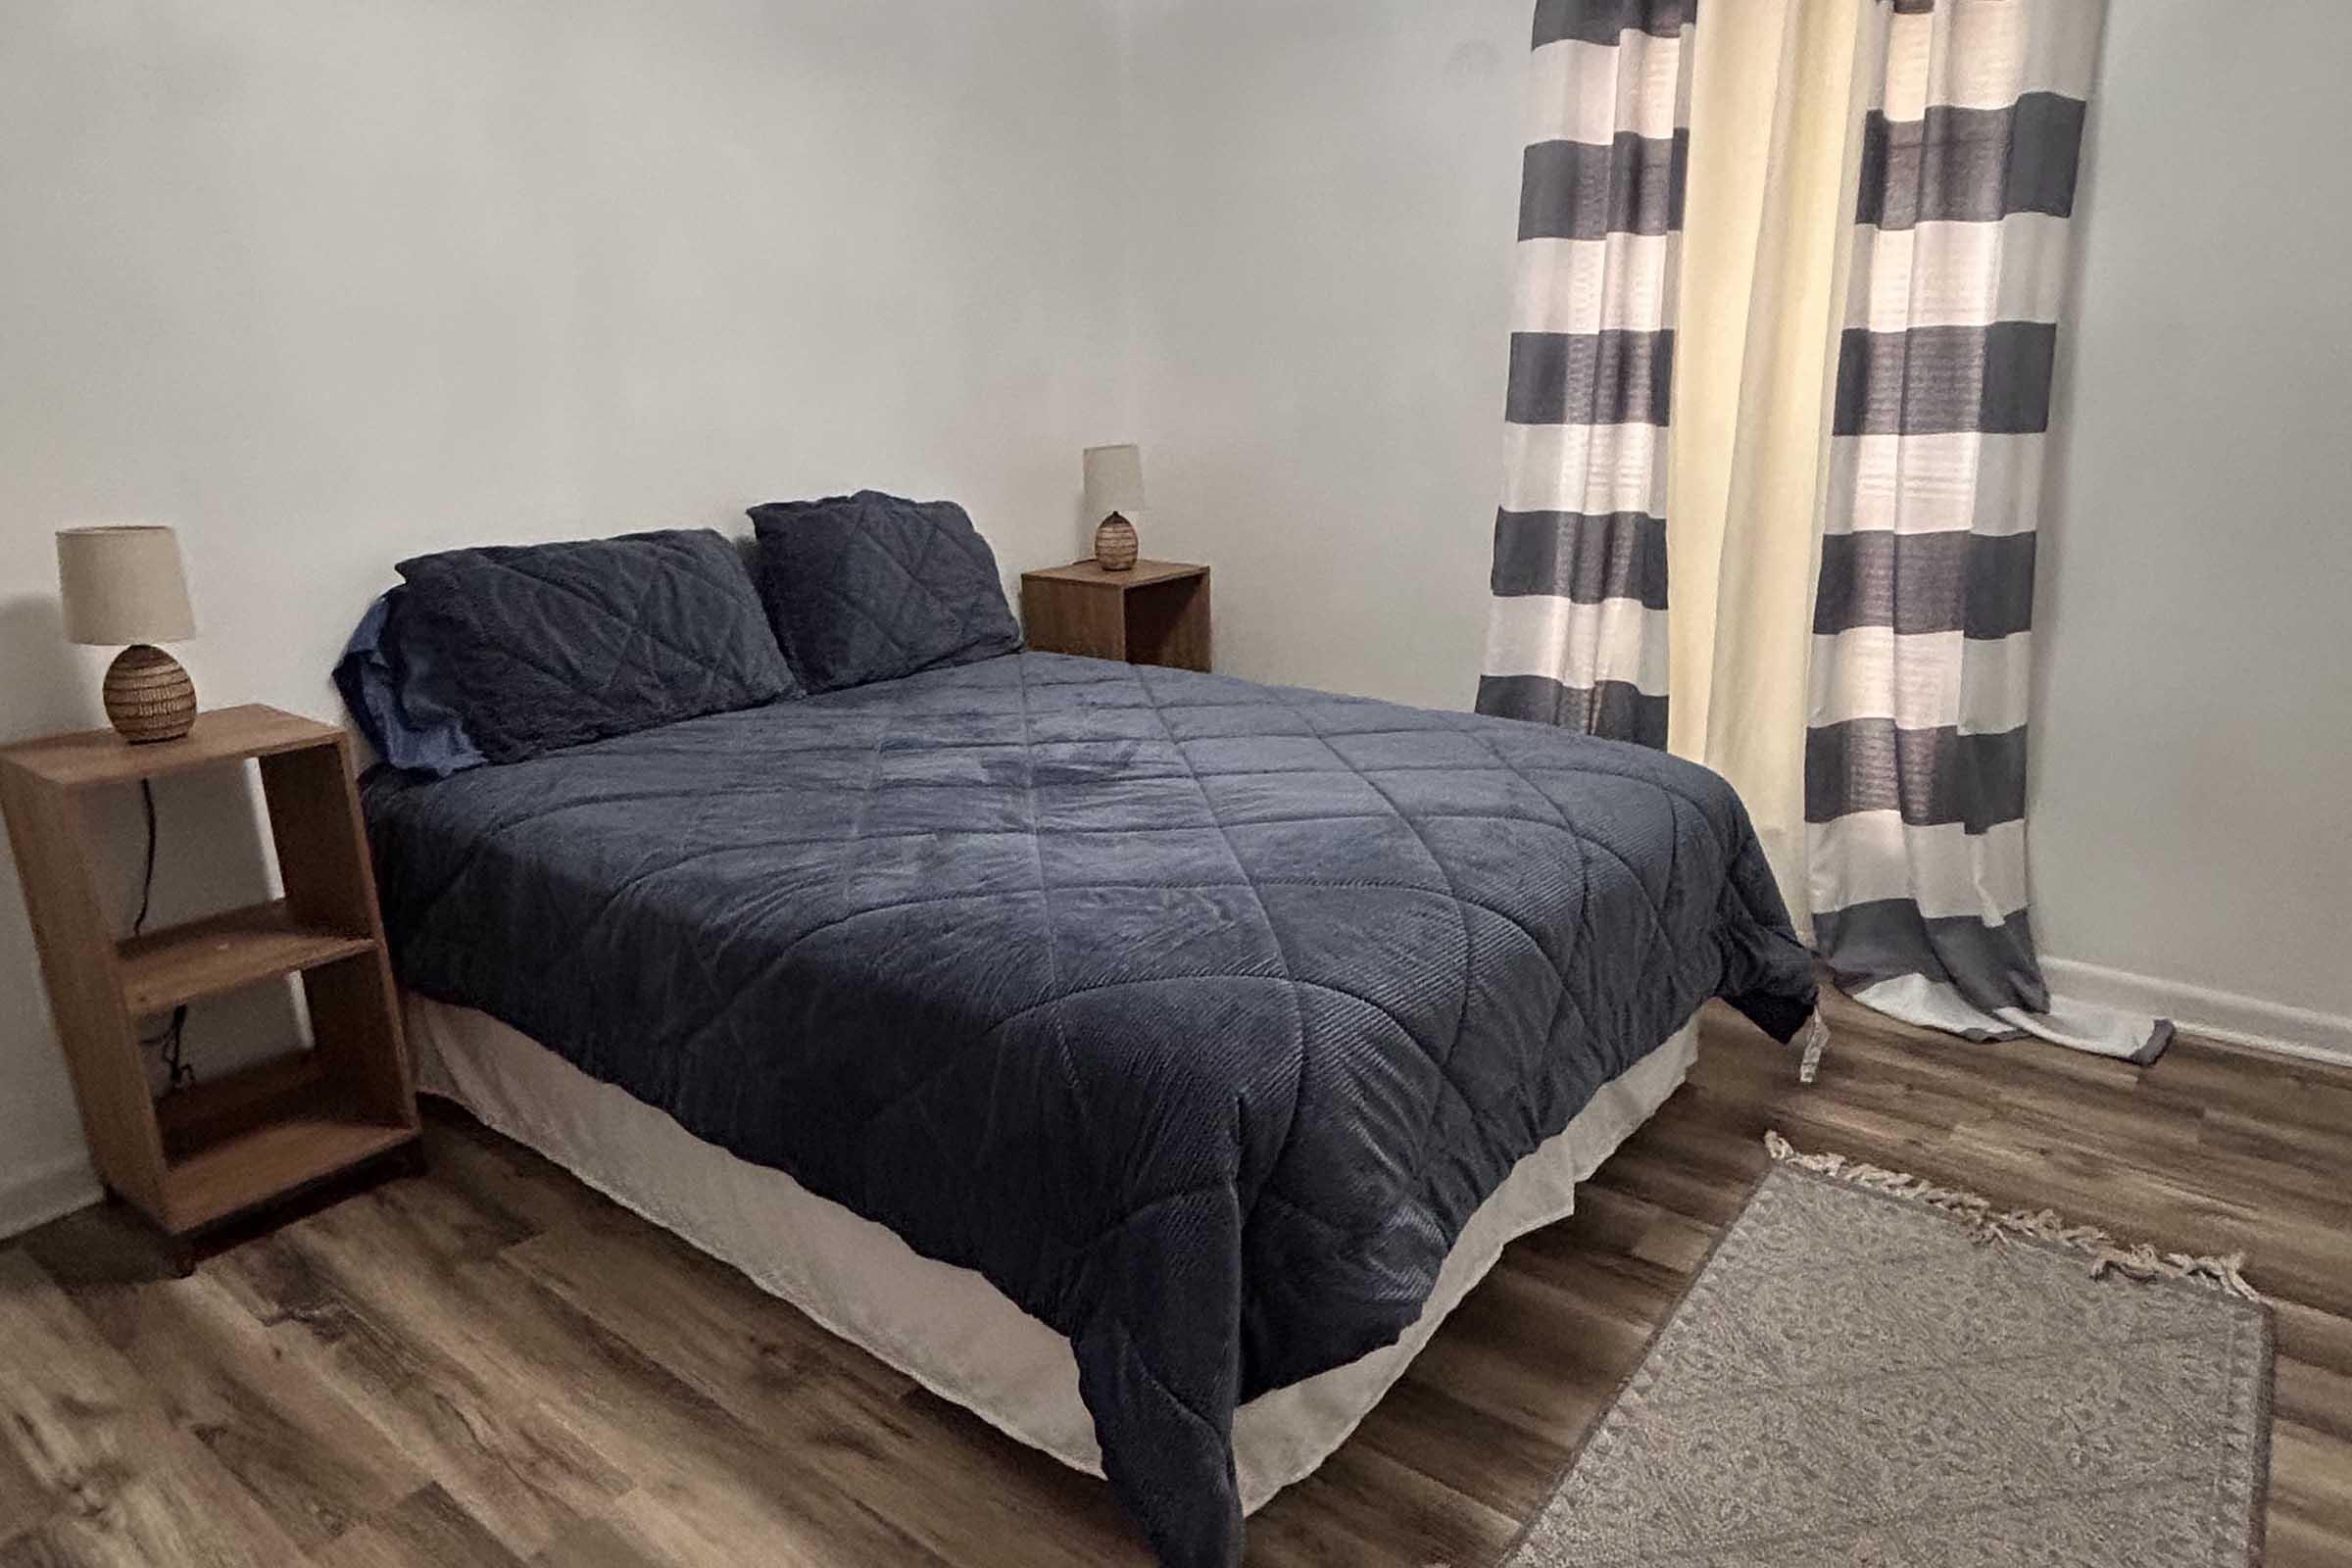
[0, 704, 418, 1270]
[117, 898, 377, 1014]
[155, 1052, 416, 1233]
[1021, 558, 1211, 670]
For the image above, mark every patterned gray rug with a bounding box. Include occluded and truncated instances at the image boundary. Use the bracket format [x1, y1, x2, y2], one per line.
[1503, 1139, 2272, 1568]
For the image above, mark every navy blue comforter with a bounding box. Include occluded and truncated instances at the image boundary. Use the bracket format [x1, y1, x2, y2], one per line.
[364, 652, 1814, 1565]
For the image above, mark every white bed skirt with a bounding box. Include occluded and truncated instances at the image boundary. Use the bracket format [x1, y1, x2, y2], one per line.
[407, 995, 1698, 1512]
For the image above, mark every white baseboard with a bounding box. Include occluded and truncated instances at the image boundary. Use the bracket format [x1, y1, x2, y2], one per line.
[2041, 956, 2352, 1068]
[0, 1153, 102, 1243]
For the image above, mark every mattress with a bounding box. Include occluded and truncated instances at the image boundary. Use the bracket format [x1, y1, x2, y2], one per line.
[408, 993, 1701, 1512]
[364, 651, 1816, 1564]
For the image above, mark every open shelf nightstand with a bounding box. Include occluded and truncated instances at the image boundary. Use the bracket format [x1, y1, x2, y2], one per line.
[0, 705, 417, 1271]
[1019, 558, 1211, 671]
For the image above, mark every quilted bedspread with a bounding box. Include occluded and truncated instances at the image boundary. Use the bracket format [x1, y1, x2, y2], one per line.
[363, 652, 1815, 1566]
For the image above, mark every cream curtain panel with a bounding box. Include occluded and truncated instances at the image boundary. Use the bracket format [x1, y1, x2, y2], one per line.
[1668, 0, 1872, 922]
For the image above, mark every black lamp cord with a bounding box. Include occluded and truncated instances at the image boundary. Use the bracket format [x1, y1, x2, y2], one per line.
[133, 780, 194, 1094]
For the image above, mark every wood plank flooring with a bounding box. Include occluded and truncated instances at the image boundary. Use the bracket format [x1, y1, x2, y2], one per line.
[3, 991, 2347, 1566]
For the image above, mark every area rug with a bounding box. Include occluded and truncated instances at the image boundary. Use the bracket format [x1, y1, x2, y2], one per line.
[1502, 1137, 2273, 1568]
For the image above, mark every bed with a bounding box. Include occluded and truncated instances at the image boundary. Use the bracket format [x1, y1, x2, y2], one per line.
[362, 648, 1814, 1566]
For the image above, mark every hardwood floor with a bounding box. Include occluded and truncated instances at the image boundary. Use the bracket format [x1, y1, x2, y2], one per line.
[3, 991, 2347, 1566]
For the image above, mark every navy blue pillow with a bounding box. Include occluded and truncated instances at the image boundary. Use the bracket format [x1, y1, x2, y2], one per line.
[748, 491, 1022, 693]
[396, 528, 798, 764]
[333, 589, 487, 778]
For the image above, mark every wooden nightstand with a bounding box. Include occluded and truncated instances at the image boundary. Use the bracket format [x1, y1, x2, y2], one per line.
[0, 705, 417, 1271]
[1020, 559, 1211, 671]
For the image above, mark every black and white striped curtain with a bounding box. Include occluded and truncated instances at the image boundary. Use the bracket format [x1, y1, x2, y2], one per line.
[1475, 0, 1690, 749]
[1806, 0, 2164, 1058]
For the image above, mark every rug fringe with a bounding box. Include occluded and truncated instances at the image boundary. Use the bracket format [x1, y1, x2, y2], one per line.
[1762, 1131, 2264, 1302]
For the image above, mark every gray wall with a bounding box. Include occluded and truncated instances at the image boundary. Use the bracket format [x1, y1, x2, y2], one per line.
[1122, 0, 1530, 711]
[0, 0, 1131, 1229]
[2031, 0, 2352, 1029]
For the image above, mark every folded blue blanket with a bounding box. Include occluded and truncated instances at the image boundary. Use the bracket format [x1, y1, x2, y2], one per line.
[333, 590, 486, 778]
[364, 652, 1814, 1565]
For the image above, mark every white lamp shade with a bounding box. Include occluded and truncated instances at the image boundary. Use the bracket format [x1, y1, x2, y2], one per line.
[1083, 444, 1146, 519]
[57, 525, 196, 646]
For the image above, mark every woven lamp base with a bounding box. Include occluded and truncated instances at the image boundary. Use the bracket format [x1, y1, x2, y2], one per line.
[1093, 512, 1139, 571]
[104, 644, 197, 743]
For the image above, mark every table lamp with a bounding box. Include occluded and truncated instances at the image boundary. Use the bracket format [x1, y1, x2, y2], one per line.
[1083, 444, 1145, 571]
[57, 524, 199, 743]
